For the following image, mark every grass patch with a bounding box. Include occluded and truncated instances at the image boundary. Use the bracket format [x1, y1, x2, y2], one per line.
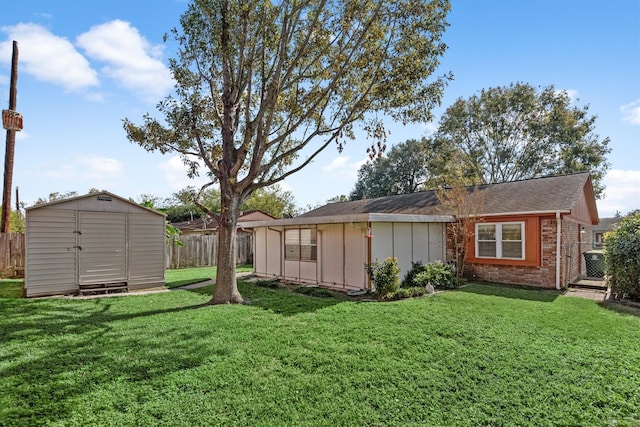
[165, 264, 253, 289]
[1, 282, 639, 426]
[0, 279, 23, 298]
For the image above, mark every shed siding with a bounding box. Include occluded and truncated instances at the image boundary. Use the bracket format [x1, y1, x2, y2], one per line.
[78, 212, 127, 285]
[129, 213, 165, 289]
[25, 209, 78, 297]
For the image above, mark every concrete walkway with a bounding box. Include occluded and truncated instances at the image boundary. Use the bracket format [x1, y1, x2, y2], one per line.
[563, 286, 610, 302]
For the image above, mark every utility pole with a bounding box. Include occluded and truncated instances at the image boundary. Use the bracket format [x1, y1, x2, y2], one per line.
[1, 41, 22, 234]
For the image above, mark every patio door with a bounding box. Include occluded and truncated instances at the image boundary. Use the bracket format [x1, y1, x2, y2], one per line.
[78, 212, 127, 285]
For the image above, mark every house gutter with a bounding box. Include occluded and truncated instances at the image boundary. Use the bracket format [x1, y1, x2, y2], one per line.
[556, 212, 562, 290]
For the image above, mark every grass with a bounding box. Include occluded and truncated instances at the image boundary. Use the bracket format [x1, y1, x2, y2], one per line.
[0, 279, 23, 298]
[1, 280, 639, 426]
[164, 264, 253, 288]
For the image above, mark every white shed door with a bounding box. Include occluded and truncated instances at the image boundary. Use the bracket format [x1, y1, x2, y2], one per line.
[78, 212, 127, 285]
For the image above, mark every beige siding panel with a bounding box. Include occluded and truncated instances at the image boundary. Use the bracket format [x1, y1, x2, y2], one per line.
[129, 213, 165, 289]
[344, 224, 366, 290]
[371, 223, 393, 263]
[428, 223, 445, 262]
[265, 228, 281, 277]
[412, 223, 430, 263]
[254, 228, 267, 275]
[283, 260, 300, 281]
[299, 262, 317, 282]
[25, 209, 78, 297]
[78, 212, 127, 285]
[319, 224, 344, 286]
[393, 223, 413, 280]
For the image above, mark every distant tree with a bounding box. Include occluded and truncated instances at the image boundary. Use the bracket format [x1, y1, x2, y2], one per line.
[350, 137, 453, 199]
[124, 0, 452, 304]
[9, 210, 24, 233]
[326, 194, 350, 204]
[436, 82, 611, 197]
[240, 185, 297, 218]
[33, 191, 79, 205]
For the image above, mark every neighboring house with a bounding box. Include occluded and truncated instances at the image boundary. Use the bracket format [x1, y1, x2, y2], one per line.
[171, 210, 275, 235]
[241, 173, 599, 291]
[591, 217, 619, 248]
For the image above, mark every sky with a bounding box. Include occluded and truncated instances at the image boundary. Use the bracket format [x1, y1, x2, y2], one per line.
[1, 0, 639, 217]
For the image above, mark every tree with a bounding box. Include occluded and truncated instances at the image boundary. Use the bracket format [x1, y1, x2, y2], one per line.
[240, 185, 297, 218]
[436, 179, 484, 278]
[436, 82, 611, 197]
[350, 137, 453, 199]
[124, 0, 452, 304]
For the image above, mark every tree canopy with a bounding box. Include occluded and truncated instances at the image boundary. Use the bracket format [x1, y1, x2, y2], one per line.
[123, 0, 452, 303]
[436, 82, 611, 197]
[350, 137, 453, 199]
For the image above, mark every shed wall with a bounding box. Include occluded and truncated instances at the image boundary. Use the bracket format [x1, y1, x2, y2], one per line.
[25, 209, 78, 297]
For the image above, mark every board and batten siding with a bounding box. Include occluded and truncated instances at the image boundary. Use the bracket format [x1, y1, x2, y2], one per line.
[371, 222, 446, 282]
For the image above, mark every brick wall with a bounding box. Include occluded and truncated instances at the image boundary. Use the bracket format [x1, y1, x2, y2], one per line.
[451, 217, 560, 288]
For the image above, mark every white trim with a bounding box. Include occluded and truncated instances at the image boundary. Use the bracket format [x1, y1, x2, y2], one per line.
[475, 222, 525, 260]
[240, 213, 453, 228]
[556, 212, 562, 290]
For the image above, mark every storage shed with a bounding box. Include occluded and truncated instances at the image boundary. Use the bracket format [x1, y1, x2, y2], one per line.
[25, 192, 166, 297]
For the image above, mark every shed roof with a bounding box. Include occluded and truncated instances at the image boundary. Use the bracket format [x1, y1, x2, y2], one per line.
[26, 191, 166, 217]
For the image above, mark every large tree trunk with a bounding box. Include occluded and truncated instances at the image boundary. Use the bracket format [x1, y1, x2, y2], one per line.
[210, 192, 244, 304]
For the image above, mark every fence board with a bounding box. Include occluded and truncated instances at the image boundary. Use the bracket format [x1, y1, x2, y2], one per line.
[166, 233, 253, 269]
[0, 233, 25, 277]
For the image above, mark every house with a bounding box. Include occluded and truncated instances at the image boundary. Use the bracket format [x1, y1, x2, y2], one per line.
[591, 217, 619, 248]
[25, 191, 166, 297]
[171, 210, 275, 235]
[241, 173, 599, 291]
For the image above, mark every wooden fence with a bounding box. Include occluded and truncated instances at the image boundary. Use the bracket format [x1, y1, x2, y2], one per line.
[0, 233, 252, 275]
[166, 233, 253, 269]
[0, 233, 25, 278]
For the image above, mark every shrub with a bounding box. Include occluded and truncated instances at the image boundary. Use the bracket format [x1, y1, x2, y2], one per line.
[366, 257, 400, 299]
[604, 212, 640, 300]
[401, 261, 428, 288]
[255, 279, 280, 289]
[413, 261, 460, 290]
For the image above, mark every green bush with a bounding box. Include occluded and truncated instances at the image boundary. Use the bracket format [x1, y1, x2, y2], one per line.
[366, 257, 400, 299]
[401, 261, 428, 288]
[413, 261, 460, 289]
[255, 279, 280, 289]
[604, 212, 640, 300]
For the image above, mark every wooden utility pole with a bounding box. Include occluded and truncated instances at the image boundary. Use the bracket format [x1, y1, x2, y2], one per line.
[1, 41, 22, 234]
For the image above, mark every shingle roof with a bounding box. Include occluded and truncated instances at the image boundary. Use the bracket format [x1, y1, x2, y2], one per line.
[300, 172, 594, 218]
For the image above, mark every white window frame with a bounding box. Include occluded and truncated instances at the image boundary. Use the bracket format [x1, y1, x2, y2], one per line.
[475, 222, 525, 260]
[284, 228, 317, 262]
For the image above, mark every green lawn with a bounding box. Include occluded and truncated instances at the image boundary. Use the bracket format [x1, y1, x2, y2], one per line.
[1, 280, 639, 426]
[165, 264, 254, 288]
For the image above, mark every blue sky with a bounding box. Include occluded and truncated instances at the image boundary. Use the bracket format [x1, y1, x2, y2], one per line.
[1, 0, 639, 217]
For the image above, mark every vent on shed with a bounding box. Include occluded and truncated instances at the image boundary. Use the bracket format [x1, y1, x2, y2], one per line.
[97, 195, 112, 202]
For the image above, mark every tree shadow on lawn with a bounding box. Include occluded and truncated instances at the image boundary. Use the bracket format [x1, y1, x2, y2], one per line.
[457, 282, 561, 303]
[0, 299, 230, 424]
[185, 280, 357, 316]
[598, 300, 640, 317]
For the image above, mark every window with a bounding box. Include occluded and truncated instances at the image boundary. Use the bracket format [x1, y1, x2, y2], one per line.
[285, 228, 317, 261]
[476, 222, 524, 259]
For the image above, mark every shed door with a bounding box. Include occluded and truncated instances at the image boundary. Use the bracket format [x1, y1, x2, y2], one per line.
[78, 212, 127, 285]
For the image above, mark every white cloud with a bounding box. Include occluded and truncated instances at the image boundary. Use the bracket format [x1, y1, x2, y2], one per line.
[158, 155, 210, 191]
[620, 99, 640, 125]
[1, 23, 99, 92]
[35, 155, 124, 194]
[76, 20, 173, 101]
[322, 155, 367, 180]
[597, 169, 640, 217]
